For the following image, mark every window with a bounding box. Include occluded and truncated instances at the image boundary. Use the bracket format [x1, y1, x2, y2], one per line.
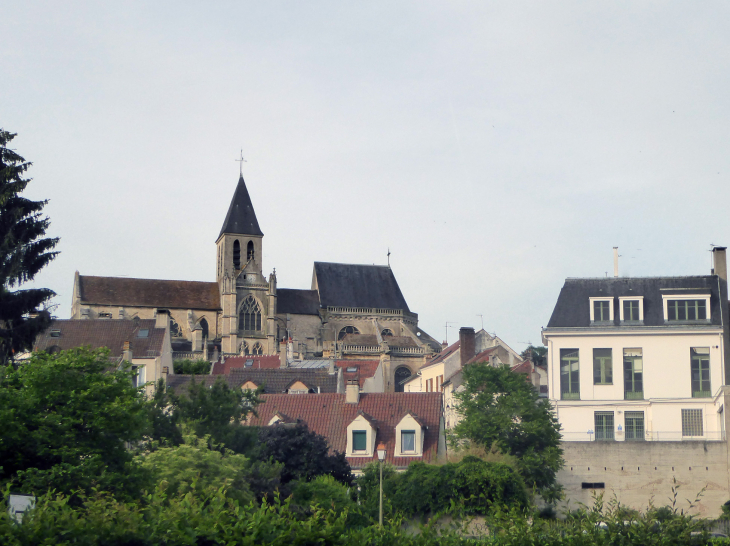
[681, 409, 703, 437]
[132, 365, 146, 389]
[239, 295, 262, 331]
[401, 430, 416, 452]
[98, 312, 112, 319]
[233, 240, 241, 269]
[346, 366, 358, 372]
[623, 348, 643, 400]
[623, 300, 640, 321]
[582, 482, 605, 489]
[436, 375, 443, 392]
[394, 366, 412, 393]
[426, 378, 433, 392]
[50, 329, 61, 338]
[198, 318, 209, 340]
[170, 318, 183, 338]
[245, 359, 254, 367]
[338, 326, 360, 340]
[625, 411, 645, 441]
[381, 328, 394, 337]
[352, 431, 367, 452]
[594, 300, 611, 322]
[247, 240, 254, 261]
[560, 349, 580, 400]
[137, 329, 149, 338]
[667, 299, 707, 321]
[241, 341, 249, 355]
[594, 411, 614, 441]
[691, 348, 711, 397]
[251, 342, 263, 355]
[593, 348, 613, 385]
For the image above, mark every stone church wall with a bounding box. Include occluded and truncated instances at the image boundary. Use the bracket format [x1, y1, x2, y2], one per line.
[559, 440, 730, 517]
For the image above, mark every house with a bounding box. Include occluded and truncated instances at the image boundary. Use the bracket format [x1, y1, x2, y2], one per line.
[336, 359, 383, 392]
[33, 317, 173, 395]
[245, 384, 446, 472]
[542, 246, 730, 516]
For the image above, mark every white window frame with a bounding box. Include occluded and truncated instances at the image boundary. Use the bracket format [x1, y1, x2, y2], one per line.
[589, 297, 614, 322]
[618, 297, 644, 322]
[662, 294, 711, 322]
[395, 414, 424, 457]
[346, 415, 375, 457]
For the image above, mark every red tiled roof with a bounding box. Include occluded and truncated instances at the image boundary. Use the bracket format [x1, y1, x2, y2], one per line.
[510, 360, 533, 375]
[464, 346, 498, 366]
[79, 275, 220, 310]
[34, 319, 165, 358]
[425, 340, 460, 367]
[211, 355, 281, 374]
[246, 393, 443, 468]
[336, 360, 379, 388]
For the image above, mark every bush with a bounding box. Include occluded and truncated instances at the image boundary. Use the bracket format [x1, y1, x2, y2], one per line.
[173, 359, 211, 375]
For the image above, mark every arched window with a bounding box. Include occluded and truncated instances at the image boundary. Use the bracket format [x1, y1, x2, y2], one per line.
[338, 325, 360, 340]
[233, 240, 241, 269]
[198, 318, 209, 340]
[381, 328, 394, 337]
[241, 341, 249, 355]
[239, 295, 262, 331]
[170, 318, 183, 338]
[252, 342, 263, 355]
[247, 240, 255, 261]
[394, 366, 412, 393]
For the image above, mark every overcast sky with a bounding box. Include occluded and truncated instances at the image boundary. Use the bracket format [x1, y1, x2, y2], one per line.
[2, 2, 730, 349]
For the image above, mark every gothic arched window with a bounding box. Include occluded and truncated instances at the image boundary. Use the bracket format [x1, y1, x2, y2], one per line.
[252, 342, 263, 355]
[338, 325, 360, 340]
[239, 295, 262, 332]
[170, 318, 183, 338]
[241, 341, 249, 355]
[198, 318, 209, 340]
[247, 240, 255, 261]
[394, 366, 412, 392]
[233, 240, 241, 269]
[381, 328, 394, 337]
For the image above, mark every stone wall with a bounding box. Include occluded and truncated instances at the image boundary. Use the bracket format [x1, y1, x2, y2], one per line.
[559, 440, 730, 517]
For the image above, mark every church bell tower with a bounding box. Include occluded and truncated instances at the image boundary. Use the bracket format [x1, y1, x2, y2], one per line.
[217, 173, 270, 354]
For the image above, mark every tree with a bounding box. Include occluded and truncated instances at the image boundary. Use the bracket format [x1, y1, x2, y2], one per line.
[256, 423, 353, 486]
[0, 130, 59, 364]
[520, 344, 547, 367]
[451, 363, 563, 501]
[173, 358, 211, 375]
[0, 347, 150, 499]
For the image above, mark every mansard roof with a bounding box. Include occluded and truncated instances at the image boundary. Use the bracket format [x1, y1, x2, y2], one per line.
[277, 289, 321, 315]
[218, 175, 263, 239]
[546, 276, 723, 328]
[34, 319, 166, 358]
[313, 262, 410, 311]
[78, 275, 220, 310]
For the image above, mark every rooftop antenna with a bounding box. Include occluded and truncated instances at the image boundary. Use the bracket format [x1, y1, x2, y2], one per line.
[476, 314, 484, 330]
[445, 321, 457, 345]
[235, 149, 246, 176]
[387, 248, 391, 267]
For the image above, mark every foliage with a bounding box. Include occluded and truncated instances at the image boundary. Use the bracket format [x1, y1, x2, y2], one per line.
[357, 457, 527, 520]
[172, 358, 211, 375]
[451, 362, 563, 500]
[256, 423, 353, 486]
[0, 129, 59, 365]
[136, 433, 255, 505]
[519, 344, 547, 367]
[0, 347, 149, 499]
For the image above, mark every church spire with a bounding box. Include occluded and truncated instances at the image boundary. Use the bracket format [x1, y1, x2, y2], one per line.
[218, 174, 263, 239]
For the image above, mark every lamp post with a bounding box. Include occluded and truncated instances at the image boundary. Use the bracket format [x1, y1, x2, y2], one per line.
[377, 442, 386, 527]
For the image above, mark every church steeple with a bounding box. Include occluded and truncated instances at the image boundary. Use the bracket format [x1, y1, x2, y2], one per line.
[218, 174, 263, 238]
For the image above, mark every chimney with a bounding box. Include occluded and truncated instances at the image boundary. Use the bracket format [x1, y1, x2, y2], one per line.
[713, 246, 727, 281]
[459, 327, 476, 366]
[155, 309, 169, 329]
[346, 379, 360, 404]
[122, 341, 132, 362]
[161, 366, 169, 384]
[279, 340, 287, 368]
[712, 247, 730, 385]
[613, 247, 619, 278]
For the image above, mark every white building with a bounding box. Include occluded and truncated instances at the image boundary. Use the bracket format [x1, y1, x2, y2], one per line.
[542, 247, 730, 443]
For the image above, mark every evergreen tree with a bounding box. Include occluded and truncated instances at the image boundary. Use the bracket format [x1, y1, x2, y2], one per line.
[0, 130, 59, 364]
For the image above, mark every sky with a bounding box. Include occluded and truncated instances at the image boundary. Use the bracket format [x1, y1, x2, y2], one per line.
[2, 2, 730, 350]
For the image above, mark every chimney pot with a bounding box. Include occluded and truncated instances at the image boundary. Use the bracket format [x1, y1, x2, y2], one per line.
[613, 247, 619, 278]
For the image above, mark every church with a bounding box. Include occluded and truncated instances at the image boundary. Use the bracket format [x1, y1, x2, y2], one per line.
[71, 172, 441, 391]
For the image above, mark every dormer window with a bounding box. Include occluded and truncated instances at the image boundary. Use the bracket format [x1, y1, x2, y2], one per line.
[401, 430, 416, 453]
[619, 297, 644, 323]
[662, 294, 711, 322]
[346, 413, 375, 457]
[352, 431, 367, 452]
[589, 297, 613, 323]
[395, 412, 424, 456]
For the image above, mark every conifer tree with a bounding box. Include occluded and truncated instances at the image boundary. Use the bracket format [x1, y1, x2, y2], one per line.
[0, 130, 59, 364]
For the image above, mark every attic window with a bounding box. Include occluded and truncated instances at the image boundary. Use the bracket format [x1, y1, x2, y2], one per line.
[98, 312, 112, 319]
[50, 330, 61, 338]
[137, 329, 149, 338]
[245, 359, 254, 367]
[381, 329, 394, 337]
[346, 367, 358, 373]
[338, 326, 360, 340]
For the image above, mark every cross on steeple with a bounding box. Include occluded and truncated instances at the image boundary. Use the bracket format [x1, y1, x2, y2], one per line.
[235, 149, 247, 176]
[387, 248, 391, 267]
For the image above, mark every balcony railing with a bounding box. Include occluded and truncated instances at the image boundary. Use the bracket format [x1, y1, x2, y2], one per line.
[692, 390, 711, 398]
[560, 430, 726, 442]
[561, 392, 580, 400]
[624, 391, 644, 400]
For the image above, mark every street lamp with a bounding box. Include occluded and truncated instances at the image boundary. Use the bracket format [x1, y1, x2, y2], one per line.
[377, 442, 386, 526]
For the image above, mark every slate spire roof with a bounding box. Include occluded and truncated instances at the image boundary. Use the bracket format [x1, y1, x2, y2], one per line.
[218, 174, 263, 239]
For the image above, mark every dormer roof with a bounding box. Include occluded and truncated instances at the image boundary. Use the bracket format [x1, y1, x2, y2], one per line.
[218, 175, 263, 239]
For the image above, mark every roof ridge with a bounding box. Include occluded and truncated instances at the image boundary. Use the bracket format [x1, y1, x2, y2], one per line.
[80, 274, 216, 285]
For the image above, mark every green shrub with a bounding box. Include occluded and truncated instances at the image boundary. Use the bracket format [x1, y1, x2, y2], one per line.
[173, 359, 211, 375]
